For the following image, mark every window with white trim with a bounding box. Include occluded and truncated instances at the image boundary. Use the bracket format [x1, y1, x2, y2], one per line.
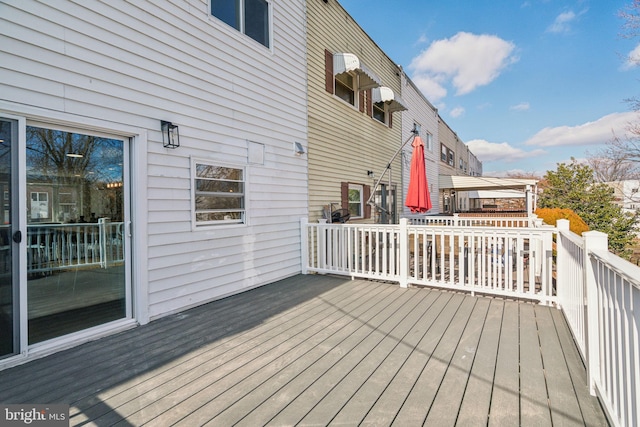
[373, 101, 387, 124]
[192, 160, 245, 225]
[211, 0, 270, 48]
[424, 132, 433, 151]
[414, 123, 433, 151]
[335, 72, 356, 106]
[348, 184, 364, 219]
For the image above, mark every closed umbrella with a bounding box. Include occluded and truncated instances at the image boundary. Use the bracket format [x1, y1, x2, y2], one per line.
[405, 135, 432, 213]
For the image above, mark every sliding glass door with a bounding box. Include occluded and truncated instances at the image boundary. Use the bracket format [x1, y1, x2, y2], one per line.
[25, 125, 130, 344]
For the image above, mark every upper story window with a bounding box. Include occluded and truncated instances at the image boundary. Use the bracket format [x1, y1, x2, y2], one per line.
[373, 101, 386, 123]
[211, 0, 270, 48]
[441, 143, 455, 166]
[325, 51, 381, 110]
[335, 72, 356, 105]
[424, 132, 433, 151]
[192, 160, 246, 226]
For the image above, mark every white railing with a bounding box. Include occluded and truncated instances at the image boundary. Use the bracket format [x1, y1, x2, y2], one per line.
[409, 214, 536, 228]
[27, 220, 124, 274]
[555, 219, 640, 427]
[301, 218, 556, 305]
[555, 221, 588, 360]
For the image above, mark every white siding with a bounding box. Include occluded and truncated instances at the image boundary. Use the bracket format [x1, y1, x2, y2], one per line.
[1, 0, 308, 319]
[400, 74, 440, 216]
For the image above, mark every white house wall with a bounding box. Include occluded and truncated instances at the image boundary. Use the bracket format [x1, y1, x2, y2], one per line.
[1, 0, 308, 320]
[400, 73, 440, 216]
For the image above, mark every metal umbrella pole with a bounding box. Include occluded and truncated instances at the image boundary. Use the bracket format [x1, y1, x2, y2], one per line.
[366, 126, 418, 223]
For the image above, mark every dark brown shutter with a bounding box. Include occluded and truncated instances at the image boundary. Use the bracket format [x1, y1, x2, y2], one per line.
[341, 182, 349, 211]
[366, 89, 373, 117]
[359, 90, 365, 113]
[388, 112, 393, 128]
[364, 185, 371, 218]
[325, 49, 334, 94]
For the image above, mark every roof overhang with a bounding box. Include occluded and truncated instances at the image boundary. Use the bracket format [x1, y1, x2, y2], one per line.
[439, 175, 538, 191]
[333, 53, 381, 90]
[469, 190, 526, 199]
[372, 86, 408, 112]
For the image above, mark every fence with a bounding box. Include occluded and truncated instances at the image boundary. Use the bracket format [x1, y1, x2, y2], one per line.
[27, 220, 124, 274]
[555, 220, 640, 427]
[301, 218, 556, 305]
[409, 214, 536, 228]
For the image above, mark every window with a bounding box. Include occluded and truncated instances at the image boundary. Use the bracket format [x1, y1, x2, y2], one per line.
[193, 160, 245, 225]
[348, 184, 363, 218]
[335, 72, 355, 105]
[424, 132, 433, 151]
[211, 0, 270, 48]
[341, 182, 371, 220]
[459, 158, 464, 170]
[30, 192, 49, 220]
[440, 144, 455, 167]
[373, 102, 386, 123]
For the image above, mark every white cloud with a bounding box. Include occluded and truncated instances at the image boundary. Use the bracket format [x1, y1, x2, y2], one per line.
[409, 32, 518, 99]
[411, 74, 448, 102]
[547, 11, 577, 33]
[450, 106, 465, 118]
[466, 139, 546, 162]
[414, 33, 429, 46]
[622, 43, 640, 70]
[524, 112, 639, 147]
[510, 102, 530, 111]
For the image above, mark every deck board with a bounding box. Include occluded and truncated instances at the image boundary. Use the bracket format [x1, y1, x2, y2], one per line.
[0, 274, 608, 426]
[489, 300, 521, 426]
[519, 302, 553, 426]
[423, 297, 491, 426]
[456, 298, 504, 425]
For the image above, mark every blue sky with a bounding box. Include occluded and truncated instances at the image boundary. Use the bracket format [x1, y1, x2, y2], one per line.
[338, 0, 640, 177]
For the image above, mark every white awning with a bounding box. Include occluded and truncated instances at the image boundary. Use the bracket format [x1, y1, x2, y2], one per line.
[372, 86, 408, 112]
[333, 53, 381, 90]
[439, 175, 538, 191]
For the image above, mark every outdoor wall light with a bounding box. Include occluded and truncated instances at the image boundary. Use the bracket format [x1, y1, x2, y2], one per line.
[161, 120, 180, 149]
[367, 170, 374, 178]
[294, 141, 305, 156]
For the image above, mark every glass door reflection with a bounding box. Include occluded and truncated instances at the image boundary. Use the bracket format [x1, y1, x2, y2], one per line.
[26, 126, 127, 344]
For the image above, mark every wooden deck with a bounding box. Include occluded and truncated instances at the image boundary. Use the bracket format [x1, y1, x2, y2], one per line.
[0, 274, 608, 426]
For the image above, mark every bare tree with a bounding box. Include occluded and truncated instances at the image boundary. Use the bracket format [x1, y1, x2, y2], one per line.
[587, 133, 640, 182]
[620, 0, 640, 39]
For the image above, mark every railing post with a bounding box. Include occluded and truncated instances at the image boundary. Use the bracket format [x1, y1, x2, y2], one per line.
[555, 219, 570, 309]
[300, 218, 309, 275]
[399, 218, 409, 288]
[583, 230, 608, 395]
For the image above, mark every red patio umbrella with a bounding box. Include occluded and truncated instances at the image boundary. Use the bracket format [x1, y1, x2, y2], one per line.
[405, 135, 432, 213]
